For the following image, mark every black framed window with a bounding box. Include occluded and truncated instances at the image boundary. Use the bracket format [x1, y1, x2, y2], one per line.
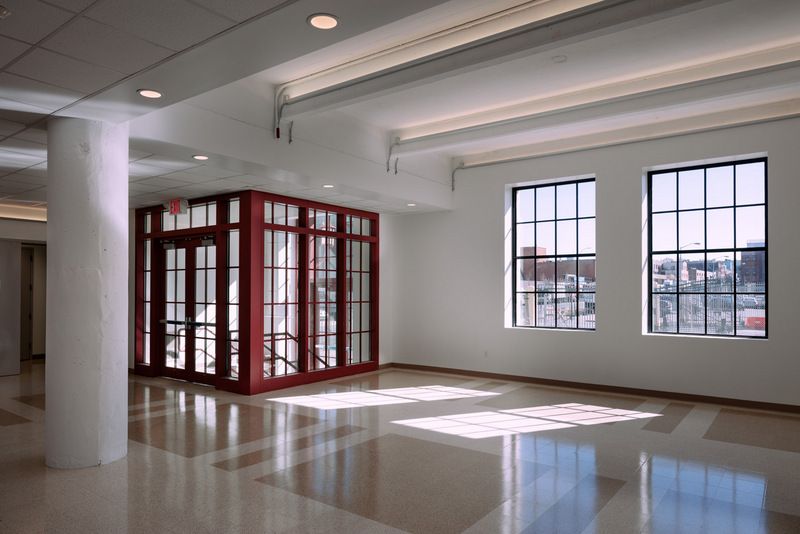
[512, 178, 596, 330]
[648, 158, 767, 337]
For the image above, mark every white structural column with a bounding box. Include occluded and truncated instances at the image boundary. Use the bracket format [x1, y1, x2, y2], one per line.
[46, 118, 129, 468]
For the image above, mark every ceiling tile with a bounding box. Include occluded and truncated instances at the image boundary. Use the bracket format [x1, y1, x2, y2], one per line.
[183, 165, 240, 179]
[0, 137, 47, 159]
[188, 0, 285, 23]
[0, 179, 40, 194]
[0, 119, 25, 137]
[0, 73, 82, 113]
[2, 172, 48, 186]
[43, 17, 174, 75]
[160, 170, 220, 184]
[0, 0, 73, 44]
[0, 108, 48, 126]
[135, 155, 201, 173]
[0, 147, 45, 174]
[0, 35, 30, 66]
[8, 48, 124, 94]
[17, 161, 48, 178]
[41, 0, 96, 12]
[12, 126, 48, 144]
[85, 0, 232, 51]
[6, 186, 48, 202]
[134, 176, 194, 189]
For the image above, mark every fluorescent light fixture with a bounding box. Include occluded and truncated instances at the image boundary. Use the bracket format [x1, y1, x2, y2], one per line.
[192, 155, 209, 161]
[322, 184, 335, 188]
[137, 89, 162, 99]
[307, 13, 338, 30]
[407, 203, 417, 207]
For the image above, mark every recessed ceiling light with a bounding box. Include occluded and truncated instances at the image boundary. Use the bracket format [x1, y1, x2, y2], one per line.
[551, 55, 568, 64]
[0, 5, 11, 19]
[137, 88, 162, 99]
[192, 154, 209, 161]
[322, 184, 335, 188]
[307, 13, 338, 30]
[407, 203, 416, 207]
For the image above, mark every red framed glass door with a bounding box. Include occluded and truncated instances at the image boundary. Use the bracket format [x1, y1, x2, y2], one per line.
[161, 237, 217, 385]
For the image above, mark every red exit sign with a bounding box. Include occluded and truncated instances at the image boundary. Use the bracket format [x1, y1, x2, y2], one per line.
[168, 199, 188, 215]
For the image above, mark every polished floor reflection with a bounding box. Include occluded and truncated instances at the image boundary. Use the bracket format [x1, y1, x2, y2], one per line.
[1, 362, 800, 533]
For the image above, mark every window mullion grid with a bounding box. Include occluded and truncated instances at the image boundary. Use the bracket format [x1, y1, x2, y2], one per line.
[533, 187, 538, 328]
[703, 168, 708, 336]
[732, 164, 738, 337]
[512, 190, 518, 327]
[575, 184, 580, 328]
[675, 172, 681, 335]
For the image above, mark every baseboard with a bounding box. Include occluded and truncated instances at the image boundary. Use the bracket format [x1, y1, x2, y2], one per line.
[386, 362, 800, 415]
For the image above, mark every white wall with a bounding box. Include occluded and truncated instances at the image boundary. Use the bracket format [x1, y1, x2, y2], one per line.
[387, 117, 800, 406]
[0, 240, 21, 376]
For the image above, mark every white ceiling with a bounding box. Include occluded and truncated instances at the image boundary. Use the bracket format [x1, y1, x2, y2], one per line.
[0, 0, 798, 218]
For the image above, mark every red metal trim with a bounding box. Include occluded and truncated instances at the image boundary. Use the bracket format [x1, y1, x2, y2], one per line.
[133, 188, 379, 394]
[336, 213, 346, 367]
[134, 211, 145, 366]
[372, 216, 380, 365]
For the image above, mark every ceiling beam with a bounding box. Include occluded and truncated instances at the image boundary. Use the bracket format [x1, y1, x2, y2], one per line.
[280, 0, 730, 120]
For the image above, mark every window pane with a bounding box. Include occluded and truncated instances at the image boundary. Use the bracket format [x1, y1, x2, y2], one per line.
[536, 293, 555, 328]
[651, 172, 676, 212]
[556, 258, 577, 292]
[652, 295, 677, 333]
[176, 210, 189, 230]
[736, 294, 766, 337]
[557, 294, 577, 328]
[707, 166, 733, 207]
[678, 253, 704, 293]
[736, 206, 765, 248]
[229, 199, 240, 224]
[578, 181, 596, 217]
[652, 212, 676, 251]
[707, 253, 733, 293]
[516, 259, 536, 291]
[264, 202, 273, 224]
[208, 202, 217, 226]
[736, 251, 765, 293]
[577, 257, 596, 292]
[678, 169, 704, 210]
[556, 220, 576, 255]
[274, 203, 287, 225]
[736, 162, 765, 205]
[556, 183, 576, 219]
[516, 223, 535, 256]
[515, 294, 535, 327]
[578, 293, 596, 329]
[162, 213, 175, 231]
[536, 186, 555, 220]
[191, 204, 206, 228]
[516, 189, 535, 222]
[536, 259, 555, 291]
[578, 219, 595, 254]
[536, 222, 555, 256]
[679, 294, 705, 334]
[678, 211, 704, 250]
[706, 208, 733, 249]
[652, 254, 677, 293]
[707, 295, 734, 336]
